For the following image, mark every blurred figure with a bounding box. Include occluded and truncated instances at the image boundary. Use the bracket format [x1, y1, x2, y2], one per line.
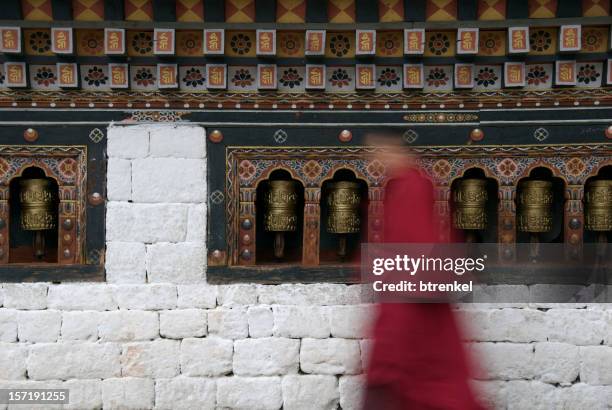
[363, 136, 484, 410]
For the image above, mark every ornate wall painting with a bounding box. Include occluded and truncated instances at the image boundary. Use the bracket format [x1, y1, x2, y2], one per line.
[424, 31, 456, 57]
[576, 62, 603, 88]
[423, 65, 454, 92]
[225, 31, 257, 58]
[176, 0, 204, 22]
[580, 27, 608, 53]
[375, 66, 403, 93]
[478, 30, 506, 56]
[326, 32, 356, 59]
[276, 0, 306, 23]
[524, 63, 553, 89]
[80, 65, 110, 91]
[376, 31, 403, 58]
[176, 30, 204, 57]
[473, 65, 502, 91]
[277, 66, 306, 93]
[129, 65, 157, 91]
[228, 66, 258, 92]
[73, 0, 105, 21]
[325, 66, 356, 93]
[277, 31, 305, 58]
[179, 66, 207, 91]
[126, 31, 154, 57]
[24, 29, 53, 56]
[529, 27, 558, 55]
[29, 65, 59, 90]
[75, 29, 105, 56]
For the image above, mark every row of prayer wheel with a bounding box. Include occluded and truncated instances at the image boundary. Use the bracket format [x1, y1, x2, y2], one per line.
[18, 178, 58, 259]
[263, 180, 361, 258]
[453, 178, 612, 233]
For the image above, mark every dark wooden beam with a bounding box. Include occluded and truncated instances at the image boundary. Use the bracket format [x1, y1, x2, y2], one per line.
[205, 0, 225, 22]
[557, 0, 582, 18]
[404, 0, 426, 22]
[256, 0, 277, 22]
[356, 0, 379, 23]
[153, 0, 176, 22]
[5, 0, 22, 19]
[52, 0, 73, 20]
[104, 0, 124, 20]
[507, 0, 528, 19]
[458, 0, 478, 21]
[306, 0, 327, 23]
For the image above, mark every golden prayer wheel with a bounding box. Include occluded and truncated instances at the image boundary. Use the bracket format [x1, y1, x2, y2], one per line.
[19, 178, 57, 259]
[264, 180, 298, 259]
[326, 181, 361, 259]
[585, 180, 612, 232]
[518, 180, 553, 233]
[326, 181, 361, 234]
[453, 179, 488, 230]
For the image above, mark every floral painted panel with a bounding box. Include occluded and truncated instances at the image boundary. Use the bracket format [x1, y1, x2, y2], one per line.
[277, 31, 304, 57]
[376, 31, 403, 57]
[326, 32, 355, 58]
[127, 31, 154, 56]
[130, 65, 157, 90]
[228, 66, 257, 92]
[473, 65, 502, 91]
[75, 29, 105, 56]
[225, 31, 256, 57]
[375, 66, 402, 92]
[580, 27, 608, 53]
[0, 65, 6, 89]
[179, 66, 207, 90]
[576, 62, 603, 88]
[278, 66, 305, 93]
[529, 28, 557, 55]
[524, 64, 553, 89]
[326, 66, 355, 92]
[424, 31, 456, 57]
[24, 29, 53, 55]
[423, 65, 453, 92]
[29, 65, 59, 90]
[176, 30, 204, 56]
[80, 65, 110, 90]
[478, 30, 505, 56]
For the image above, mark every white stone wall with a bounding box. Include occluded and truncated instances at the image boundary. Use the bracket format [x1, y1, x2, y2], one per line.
[0, 123, 611, 409]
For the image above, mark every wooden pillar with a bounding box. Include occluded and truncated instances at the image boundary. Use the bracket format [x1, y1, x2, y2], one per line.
[434, 185, 452, 242]
[57, 186, 79, 264]
[564, 185, 584, 259]
[498, 185, 517, 262]
[302, 187, 321, 266]
[368, 187, 385, 243]
[238, 187, 256, 266]
[0, 186, 8, 264]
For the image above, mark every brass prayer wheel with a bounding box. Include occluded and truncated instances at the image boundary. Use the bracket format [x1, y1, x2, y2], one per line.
[453, 179, 488, 230]
[19, 178, 57, 231]
[326, 181, 361, 234]
[585, 180, 612, 231]
[263, 180, 298, 232]
[518, 180, 553, 233]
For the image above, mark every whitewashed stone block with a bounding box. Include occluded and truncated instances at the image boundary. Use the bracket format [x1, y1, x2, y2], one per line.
[330, 305, 373, 339]
[102, 377, 154, 410]
[99, 310, 159, 341]
[300, 338, 362, 375]
[28, 342, 121, 380]
[106, 158, 132, 201]
[155, 377, 216, 410]
[258, 284, 361, 306]
[504, 380, 556, 410]
[359, 339, 373, 370]
[0, 343, 27, 379]
[149, 125, 206, 158]
[61, 311, 100, 341]
[47, 285, 117, 311]
[471, 380, 507, 410]
[339, 375, 365, 410]
[107, 125, 149, 159]
[106, 202, 188, 243]
[18, 310, 61, 342]
[146, 242, 206, 283]
[63, 379, 103, 410]
[248, 305, 273, 338]
[469, 342, 535, 380]
[177, 284, 217, 309]
[533, 342, 579, 384]
[132, 158, 206, 203]
[113, 284, 177, 310]
[217, 377, 282, 410]
[0, 309, 17, 342]
[282, 375, 339, 410]
[217, 284, 257, 306]
[121, 340, 180, 378]
[234, 337, 300, 376]
[180, 337, 233, 377]
[105, 242, 146, 284]
[580, 346, 612, 385]
[160, 309, 206, 339]
[208, 308, 249, 339]
[2, 284, 47, 310]
[186, 203, 207, 241]
[555, 383, 612, 409]
[547, 309, 606, 345]
[273, 306, 330, 338]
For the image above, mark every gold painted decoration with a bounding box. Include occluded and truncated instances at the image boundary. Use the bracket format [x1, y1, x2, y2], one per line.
[226, 0, 255, 23]
[176, 0, 204, 22]
[176, 30, 203, 56]
[583, 0, 609, 16]
[379, 0, 404, 22]
[477, 0, 506, 20]
[581, 27, 608, 53]
[426, 0, 457, 21]
[264, 180, 299, 233]
[124, 0, 153, 21]
[528, 0, 557, 18]
[328, 0, 356, 23]
[478, 30, 505, 56]
[277, 31, 304, 58]
[585, 180, 612, 231]
[377, 31, 403, 57]
[72, 0, 104, 21]
[76, 29, 104, 56]
[226, 31, 256, 57]
[327, 181, 361, 234]
[453, 179, 488, 230]
[20, 179, 57, 231]
[276, 0, 306, 23]
[518, 180, 553, 233]
[21, 0, 53, 21]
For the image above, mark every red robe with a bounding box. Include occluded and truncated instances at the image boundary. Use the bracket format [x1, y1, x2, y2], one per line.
[364, 167, 484, 410]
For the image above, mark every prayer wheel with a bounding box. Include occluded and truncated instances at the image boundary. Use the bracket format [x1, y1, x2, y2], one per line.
[264, 180, 298, 259]
[518, 180, 553, 233]
[19, 178, 57, 258]
[585, 180, 612, 232]
[326, 181, 361, 258]
[453, 179, 488, 231]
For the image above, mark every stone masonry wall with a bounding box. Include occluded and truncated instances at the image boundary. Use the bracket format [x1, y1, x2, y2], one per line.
[0, 123, 611, 409]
